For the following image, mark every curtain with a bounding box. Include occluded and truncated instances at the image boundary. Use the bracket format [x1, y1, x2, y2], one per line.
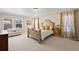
[62, 12, 75, 38]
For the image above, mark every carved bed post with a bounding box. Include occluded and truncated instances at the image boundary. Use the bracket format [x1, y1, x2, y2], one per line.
[27, 28, 29, 37]
[34, 18, 35, 28]
[38, 29, 41, 43]
[38, 18, 40, 29]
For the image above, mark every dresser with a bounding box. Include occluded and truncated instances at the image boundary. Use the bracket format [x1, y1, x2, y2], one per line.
[0, 30, 8, 51]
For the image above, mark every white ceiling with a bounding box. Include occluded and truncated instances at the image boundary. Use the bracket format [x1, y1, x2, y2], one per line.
[0, 8, 76, 18]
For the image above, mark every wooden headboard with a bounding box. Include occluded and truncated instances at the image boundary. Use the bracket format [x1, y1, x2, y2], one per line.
[41, 20, 54, 30]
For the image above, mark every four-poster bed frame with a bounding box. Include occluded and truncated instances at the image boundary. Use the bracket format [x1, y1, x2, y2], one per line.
[27, 18, 54, 43]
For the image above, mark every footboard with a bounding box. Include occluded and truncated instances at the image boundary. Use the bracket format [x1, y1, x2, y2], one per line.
[27, 28, 41, 43]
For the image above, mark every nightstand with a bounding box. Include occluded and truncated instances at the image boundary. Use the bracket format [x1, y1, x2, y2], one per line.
[53, 27, 60, 36]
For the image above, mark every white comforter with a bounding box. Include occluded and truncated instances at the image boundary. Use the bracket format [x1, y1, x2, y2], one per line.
[41, 30, 54, 40]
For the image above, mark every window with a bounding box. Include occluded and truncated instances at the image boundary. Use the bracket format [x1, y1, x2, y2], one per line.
[15, 19, 22, 28]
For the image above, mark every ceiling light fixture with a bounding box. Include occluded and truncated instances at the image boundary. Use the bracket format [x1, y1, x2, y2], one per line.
[33, 8, 38, 12]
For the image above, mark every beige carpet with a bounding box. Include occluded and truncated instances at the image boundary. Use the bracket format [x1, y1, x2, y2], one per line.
[9, 34, 79, 51]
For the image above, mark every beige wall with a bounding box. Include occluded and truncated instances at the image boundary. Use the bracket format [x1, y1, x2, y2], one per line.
[51, 13, 60, 26]
[0, 13, 33, 33]
[39, 13, 60, 29]
[0, 18, 4, 30]
[0, 12, 60, 33]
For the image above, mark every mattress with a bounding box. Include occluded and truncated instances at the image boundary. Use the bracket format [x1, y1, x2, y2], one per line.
[41, 30, 54, 40]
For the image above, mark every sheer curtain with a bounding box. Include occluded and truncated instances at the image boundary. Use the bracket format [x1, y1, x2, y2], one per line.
[62, 12, 75, 38]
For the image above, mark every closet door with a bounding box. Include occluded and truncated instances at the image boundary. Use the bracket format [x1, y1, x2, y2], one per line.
[75, 11, 79, 40]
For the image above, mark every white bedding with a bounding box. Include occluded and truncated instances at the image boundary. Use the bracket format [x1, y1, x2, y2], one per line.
[41, 30, 54, 40]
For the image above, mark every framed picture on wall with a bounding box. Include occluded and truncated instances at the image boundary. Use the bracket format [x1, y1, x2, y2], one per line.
[26, 20, 32, 25]
[4, 19, 12, 30]
[15, 19, 22, 28]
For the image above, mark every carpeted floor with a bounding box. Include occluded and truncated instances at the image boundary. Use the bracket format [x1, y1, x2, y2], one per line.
[9, 34, 79, 51]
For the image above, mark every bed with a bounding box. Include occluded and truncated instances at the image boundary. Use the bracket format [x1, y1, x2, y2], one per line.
[27, 19, 54, 43]
[41, 30, 54, 40]
[27, 28, 54, 43]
